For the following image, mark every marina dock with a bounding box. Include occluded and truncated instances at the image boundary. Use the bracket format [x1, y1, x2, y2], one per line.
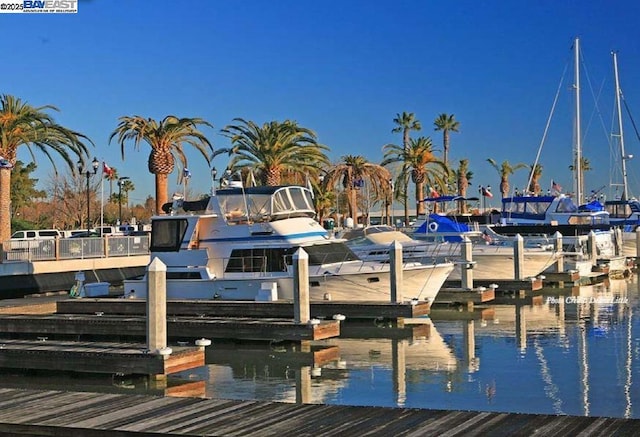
[56, 297, 432, 319]
[0, 388, 638, 436]
[0, 339, 204, 378]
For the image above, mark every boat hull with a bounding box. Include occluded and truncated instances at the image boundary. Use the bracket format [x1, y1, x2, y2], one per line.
[124, 262, 455, 303]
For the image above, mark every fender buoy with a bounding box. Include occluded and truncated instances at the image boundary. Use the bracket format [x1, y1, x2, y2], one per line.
[428, 222, 439, 232]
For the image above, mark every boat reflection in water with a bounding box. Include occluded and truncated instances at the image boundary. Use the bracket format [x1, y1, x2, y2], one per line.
[188, 318, 466, 407]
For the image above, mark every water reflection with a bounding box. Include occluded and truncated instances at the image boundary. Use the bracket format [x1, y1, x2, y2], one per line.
[0, 276, 637, 418]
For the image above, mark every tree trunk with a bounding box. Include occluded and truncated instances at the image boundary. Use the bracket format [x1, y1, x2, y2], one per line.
[155, 173, 168, 215]
[416, 181, 425, 216]
[0, 168, 11, 242]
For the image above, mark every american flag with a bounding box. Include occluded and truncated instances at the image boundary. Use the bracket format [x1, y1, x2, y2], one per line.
[103, 162, 114, 177]
[481, 186, 493, 198]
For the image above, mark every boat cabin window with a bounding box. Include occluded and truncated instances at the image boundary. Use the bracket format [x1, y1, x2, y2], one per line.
[150, 218, 189, 252]
[218, 186, 315, 223]
[605, 203, 633, 218]
[555, 197, 578, 213]
[226, 248, 288, 273]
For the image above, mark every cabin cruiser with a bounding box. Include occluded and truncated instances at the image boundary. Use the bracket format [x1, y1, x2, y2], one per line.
[408, 198, 560, 281]
[124, 184, 455, 302]
[604, 199, 640, 258]
[339, 225, 457, 264]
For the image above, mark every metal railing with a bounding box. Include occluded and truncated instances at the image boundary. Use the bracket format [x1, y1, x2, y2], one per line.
[1, 235, 150, 263]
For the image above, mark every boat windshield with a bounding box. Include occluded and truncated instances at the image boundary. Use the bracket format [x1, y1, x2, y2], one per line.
[217, 186, 316, 223]
[150, 218, 189, 252]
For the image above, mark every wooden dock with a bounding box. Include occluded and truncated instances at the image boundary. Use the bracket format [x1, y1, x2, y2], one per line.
[435, 287, 495, 305]
[0, 388, 638, 436]
[0, 313, 340, 342]
[56, 297, 432, 320]
[443, 277, 544, 292]
[0, 339, 203, 377]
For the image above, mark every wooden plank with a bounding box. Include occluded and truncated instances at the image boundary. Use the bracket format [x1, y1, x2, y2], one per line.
[0, 388, 638, 436]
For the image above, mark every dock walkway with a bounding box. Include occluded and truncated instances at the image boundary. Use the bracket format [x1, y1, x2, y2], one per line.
[0, 388, 638, 436]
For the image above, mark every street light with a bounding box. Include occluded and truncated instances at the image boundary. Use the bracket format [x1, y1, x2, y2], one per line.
[117, 176, 130, 225]
[182, 168, 191, 199]
[211, 167, 217, 195]
[77, 157, 99, 234]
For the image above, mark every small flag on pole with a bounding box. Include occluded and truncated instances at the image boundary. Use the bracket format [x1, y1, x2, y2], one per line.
[481, 186, 493, 198]
[103, 162, 114, 177]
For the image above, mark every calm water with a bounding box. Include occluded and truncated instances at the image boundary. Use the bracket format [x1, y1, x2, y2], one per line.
[2, 276, 639, 418]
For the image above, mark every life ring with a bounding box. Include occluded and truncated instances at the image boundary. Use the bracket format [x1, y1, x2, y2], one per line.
[428, 222, 439, 232]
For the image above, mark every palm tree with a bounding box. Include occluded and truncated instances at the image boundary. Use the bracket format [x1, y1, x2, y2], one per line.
[382, 137, 448, 217]
[455, 159, 473, 213]
[486, 158, 528, 198]
[323, 155, 391, 226]
[109, 115, 213, 216]
[105, 166, 119, 199]
[434, 113, 460, 167]
[569, 157, 591, 200]
[527, 163, 543, 195]
[391, 112, 422, 226]
[0, 94, 93, 241]
[220, 118, 329, 186]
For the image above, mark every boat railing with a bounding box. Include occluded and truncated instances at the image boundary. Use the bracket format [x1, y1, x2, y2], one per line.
[0, 235, 150, 263]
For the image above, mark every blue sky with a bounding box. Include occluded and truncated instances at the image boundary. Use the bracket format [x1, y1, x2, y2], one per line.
[3, 0, 640, 207]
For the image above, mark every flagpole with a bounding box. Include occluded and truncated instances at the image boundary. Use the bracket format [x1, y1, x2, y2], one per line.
[100, 160, 105, 234]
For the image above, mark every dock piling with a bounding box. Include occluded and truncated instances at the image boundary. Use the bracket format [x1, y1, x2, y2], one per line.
[293, 248, 310, 323]
[461, 236, 473, 290]
[514, 234, 524, 280]
[554, 232, 564, 273]
[390, 240, 403, 303]
[147, 257, 167, 355]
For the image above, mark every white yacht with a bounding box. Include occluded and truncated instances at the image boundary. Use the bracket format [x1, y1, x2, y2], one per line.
[125, 184, 454, 302]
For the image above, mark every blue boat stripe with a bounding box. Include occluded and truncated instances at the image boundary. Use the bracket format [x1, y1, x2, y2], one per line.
[200, 231, 328, 243]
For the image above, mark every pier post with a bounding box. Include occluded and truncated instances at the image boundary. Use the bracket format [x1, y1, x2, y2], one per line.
[461, 236, 473, 290]
[615, 228, 623, 256]
[587, 231, 597, 265]
[390, 240, 403, 303]
[147, 257, 167, 354]
[513, 234, 524, 280]
[554, 232, 564, 273]
[293, 248, 310, 324]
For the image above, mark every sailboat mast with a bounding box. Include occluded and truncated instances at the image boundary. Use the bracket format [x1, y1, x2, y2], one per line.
[574, 37, 583, 204]
[612, 51, 629, 201]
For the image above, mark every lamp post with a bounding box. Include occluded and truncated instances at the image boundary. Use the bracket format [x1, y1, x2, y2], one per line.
[211, 167, 217, 195]
[118, 176, 130, 225]
[182, 168, 191, 199]
[78, 157, 99, 234]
